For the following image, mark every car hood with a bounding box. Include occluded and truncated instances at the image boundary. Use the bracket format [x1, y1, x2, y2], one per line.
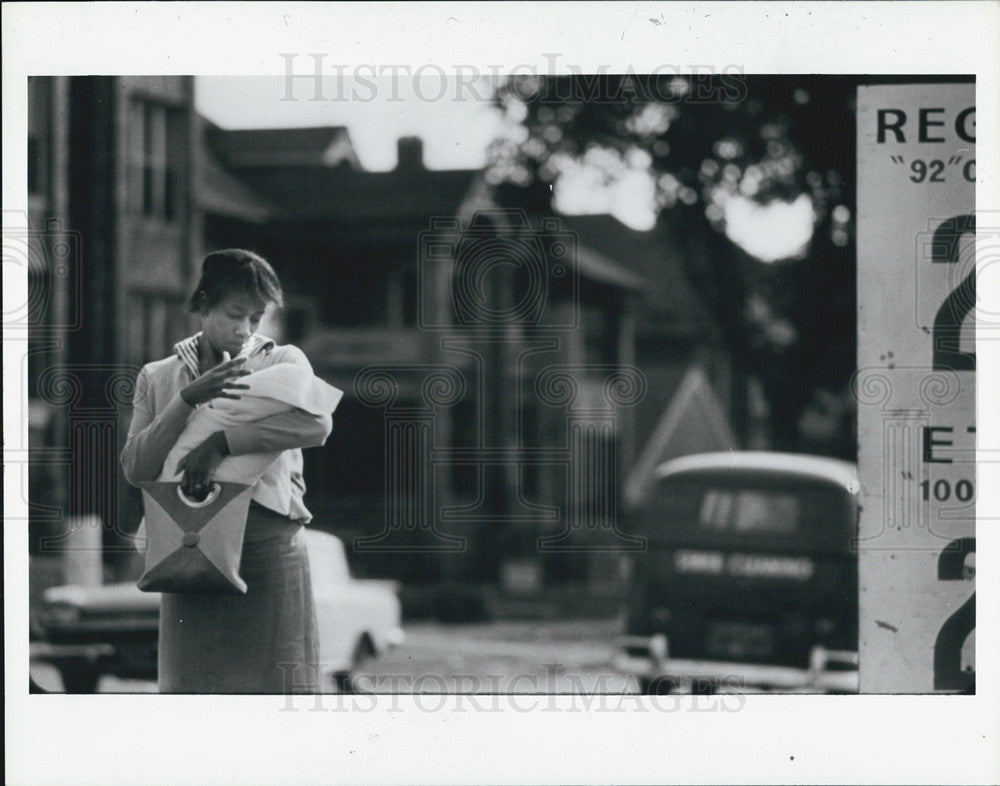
[44, 582, 160, 613]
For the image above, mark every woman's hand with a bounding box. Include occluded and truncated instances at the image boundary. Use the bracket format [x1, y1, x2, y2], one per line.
[180, 355, 251, 408]
[177, 431, 230, 499]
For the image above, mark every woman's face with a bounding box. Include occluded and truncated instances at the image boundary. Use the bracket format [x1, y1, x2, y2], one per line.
[199, 290, 269, 358]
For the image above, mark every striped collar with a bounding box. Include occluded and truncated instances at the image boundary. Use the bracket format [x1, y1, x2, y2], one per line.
[173, 332, 276, 378]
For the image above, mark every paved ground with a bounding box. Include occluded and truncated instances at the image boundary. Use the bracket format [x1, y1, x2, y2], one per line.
[359, 618, 634, 693]
[31, 618, 635, 694]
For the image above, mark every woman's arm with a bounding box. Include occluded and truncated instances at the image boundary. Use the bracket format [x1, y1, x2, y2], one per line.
[175, 409, 332, 497]
[119, 367, 195, 486]
[220, 344, 334, 455]
[222, 409, 333, 455]
[176, 345, 336, 494]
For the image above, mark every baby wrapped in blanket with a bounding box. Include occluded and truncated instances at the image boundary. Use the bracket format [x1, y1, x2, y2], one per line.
[135, 361, 342, 562]
[161, 361, 343, 486]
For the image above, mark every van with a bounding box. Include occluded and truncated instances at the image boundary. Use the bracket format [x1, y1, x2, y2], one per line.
[615, 452, 859, 693]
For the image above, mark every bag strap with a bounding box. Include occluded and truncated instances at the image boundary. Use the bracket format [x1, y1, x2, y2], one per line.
[176, 482, 222, 508]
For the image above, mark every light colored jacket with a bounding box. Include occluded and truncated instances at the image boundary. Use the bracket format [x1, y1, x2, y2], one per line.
[120, 333, 334, 522]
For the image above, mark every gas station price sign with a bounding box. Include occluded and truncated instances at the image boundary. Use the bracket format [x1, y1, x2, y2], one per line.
[857, 83, 976, 693]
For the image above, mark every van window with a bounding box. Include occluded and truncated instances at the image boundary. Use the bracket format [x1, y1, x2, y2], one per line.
[700, 489, 799, 534]
[651, 478, 850, 537]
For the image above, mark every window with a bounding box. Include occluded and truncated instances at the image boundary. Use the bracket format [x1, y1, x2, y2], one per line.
[653, 478, 848, 536]
[145, 298, 167, 361]
[28, 77, 51, 195]
[127, 293, 187, 363]
[699, 489, 800, 534]
[129, 101, 184, 221]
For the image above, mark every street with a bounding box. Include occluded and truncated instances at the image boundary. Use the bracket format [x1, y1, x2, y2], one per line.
[358, 618, 634, 693]
[31, 618, 636, 694]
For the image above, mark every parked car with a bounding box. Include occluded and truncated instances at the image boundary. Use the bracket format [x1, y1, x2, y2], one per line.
[615, 451, 859, 694]
[33, 529, 404, 693]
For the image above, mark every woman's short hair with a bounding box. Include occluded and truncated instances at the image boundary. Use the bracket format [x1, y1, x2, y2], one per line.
[188, 249, 284, 312]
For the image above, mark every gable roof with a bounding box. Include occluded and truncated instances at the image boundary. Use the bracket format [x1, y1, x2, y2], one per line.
[559, 214, 718, 336]
[205, 124, 477, 223]
[197, 153, 282, 224]
[456, 178, 647, 293]
[206, 125, 362, 169]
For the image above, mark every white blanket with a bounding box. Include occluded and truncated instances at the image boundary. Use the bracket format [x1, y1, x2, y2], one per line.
[135, 364, 342, 554]
[158, 362, 344, 484]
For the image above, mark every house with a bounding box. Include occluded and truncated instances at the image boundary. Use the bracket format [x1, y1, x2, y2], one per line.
[26, 79, 739, 612]
[203, 128, 650, 599]
[26, 76, 203, 576]
[202, 126, 477, 584]
[558, 212, 738, 488]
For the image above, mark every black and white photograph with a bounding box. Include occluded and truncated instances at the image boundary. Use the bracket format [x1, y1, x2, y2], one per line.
[5, 3, 999, 784]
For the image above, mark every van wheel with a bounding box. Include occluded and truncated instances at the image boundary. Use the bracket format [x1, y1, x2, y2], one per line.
[335, 636, 376, 694]
[60, 663, 101, 694]
[640, 676, 676, 695]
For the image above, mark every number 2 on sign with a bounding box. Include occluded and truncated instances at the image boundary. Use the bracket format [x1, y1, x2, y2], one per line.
[925, 216, 975, 691]
[930, 214, 976, 371]
[933, 538, 975, 691]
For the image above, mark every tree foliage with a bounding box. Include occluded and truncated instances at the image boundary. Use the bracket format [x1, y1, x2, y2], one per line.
[484, 74, 859, 454]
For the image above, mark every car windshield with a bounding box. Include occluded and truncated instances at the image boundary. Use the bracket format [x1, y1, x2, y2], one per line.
[650, 477, 850, 536]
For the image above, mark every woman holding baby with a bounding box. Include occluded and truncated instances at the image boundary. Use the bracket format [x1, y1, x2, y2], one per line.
[120, 249, 332, 693]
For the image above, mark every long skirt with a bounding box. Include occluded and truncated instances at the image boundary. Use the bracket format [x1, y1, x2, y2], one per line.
[158, 503, 321, 694]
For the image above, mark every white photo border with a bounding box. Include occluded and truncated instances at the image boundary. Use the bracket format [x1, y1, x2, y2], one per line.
[4, 2, 999, 784]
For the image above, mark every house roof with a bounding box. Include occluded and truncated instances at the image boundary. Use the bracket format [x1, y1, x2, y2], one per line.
[623, 367, 738, 508]
[573, 243, 646, 291]
[206, 125, 362, 169]
[456, 180, 648, 293]
[559, 214, 717, 334]
[205, 125, 477, 223]
[224, 166, 477, 223]
[198, 126, 718, 320]
[481, 180, 722, 332]
[197, 153, 281, 224]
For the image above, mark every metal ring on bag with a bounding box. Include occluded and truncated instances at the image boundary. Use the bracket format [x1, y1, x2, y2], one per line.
[177, 482, 222, 508]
